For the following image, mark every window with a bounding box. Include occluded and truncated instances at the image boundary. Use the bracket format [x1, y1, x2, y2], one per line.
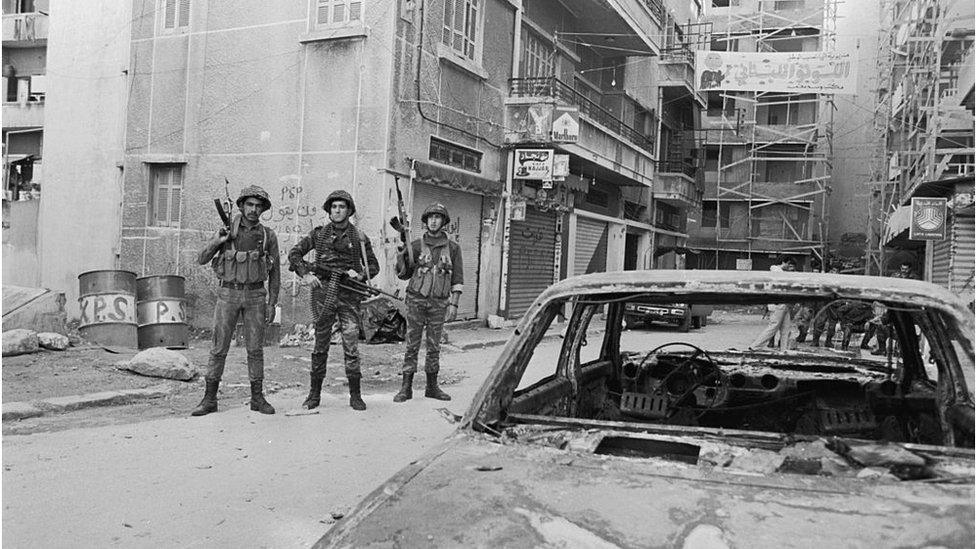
[149, 165, 183, 227]
[711, 0, 730, 7]
[702, 201, 717, 227]
[520, 28, 554, 78]
[315, 0, 362, 27]
[429, 137, 482, 173]
[773, 0, 804, 10]
[160, 0, 190, 31]
[585, 188, 609, 208]
[442, 0, 480, 60]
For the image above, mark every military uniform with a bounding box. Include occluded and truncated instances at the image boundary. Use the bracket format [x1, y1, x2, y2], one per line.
[288, 190, 379, 410]
[193, 185, 280, 416]
[393, 203, 463, 402]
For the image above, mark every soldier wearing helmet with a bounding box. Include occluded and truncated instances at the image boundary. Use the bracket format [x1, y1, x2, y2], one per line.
[193, 185, 281, 416]
[392, 202, 463, 403]
[287, 189, 379, 411]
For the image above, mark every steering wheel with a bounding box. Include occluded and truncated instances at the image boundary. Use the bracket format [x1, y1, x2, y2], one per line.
[634, 342, 723, 411]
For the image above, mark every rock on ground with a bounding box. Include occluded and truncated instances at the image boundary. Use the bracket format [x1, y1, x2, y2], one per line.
[116, 347, 198, 381]
[37, 332, 70, 351]
[2, 329, 39, 357]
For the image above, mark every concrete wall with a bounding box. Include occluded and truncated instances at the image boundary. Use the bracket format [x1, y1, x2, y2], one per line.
[119, 0, 399, 327]
[829, 0, 878, 259]
[35, 0, 130, 309]
[2, 198, 40, 286]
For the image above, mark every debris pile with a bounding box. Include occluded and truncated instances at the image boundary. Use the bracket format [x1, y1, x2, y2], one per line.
[2, 329, 71, 356]
[279, 324, 316, 347]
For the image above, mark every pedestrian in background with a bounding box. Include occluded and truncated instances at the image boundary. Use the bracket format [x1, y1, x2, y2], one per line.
[749, 256, 796, 350]
[193, 186, 280, 416]
[392, 203, 463, 403]
[288, 190, 379, 411]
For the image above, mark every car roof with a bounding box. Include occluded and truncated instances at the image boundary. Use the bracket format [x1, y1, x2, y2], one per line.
[530, 270, 972, 320]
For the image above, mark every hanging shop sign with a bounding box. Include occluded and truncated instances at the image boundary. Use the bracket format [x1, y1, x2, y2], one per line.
[909, 197, 948, 240]
[552, 154, 570, 179]
[551, 107, 580, 142]
[511, 196, 527, 221]
[505, 104, 553, 143]
[514, 149, 554, 180]
[695, 51, 857, 94]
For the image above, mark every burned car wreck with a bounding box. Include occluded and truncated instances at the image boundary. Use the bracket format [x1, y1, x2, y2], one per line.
[316, 271, 975, 548]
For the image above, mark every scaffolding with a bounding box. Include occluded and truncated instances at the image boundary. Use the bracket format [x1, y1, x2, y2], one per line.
[868, 0, 975, 273]
[703, 0, 837, 269]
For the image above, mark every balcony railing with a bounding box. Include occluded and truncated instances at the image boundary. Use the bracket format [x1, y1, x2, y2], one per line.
[510, 77, 656, 153]
[657, 159, 698, 178]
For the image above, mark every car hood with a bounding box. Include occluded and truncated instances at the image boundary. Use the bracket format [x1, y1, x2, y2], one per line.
[316, 433, 974, 548]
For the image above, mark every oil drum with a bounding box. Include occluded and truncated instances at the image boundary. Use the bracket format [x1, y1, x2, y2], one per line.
[136, 275, 189, 349]
[78, 270, 138, 348]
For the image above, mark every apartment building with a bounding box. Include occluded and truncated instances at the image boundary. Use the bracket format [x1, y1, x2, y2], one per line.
[874, 0, 974, 301]
[119, 0, 696, 325]
[688, 0, 838, 271]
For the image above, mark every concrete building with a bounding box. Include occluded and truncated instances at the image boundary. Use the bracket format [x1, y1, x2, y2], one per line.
[2, 0, 132, 306]
[118, 0, 696, 325]
[874, 0, 974, 302]
[2, 0, 48, 286]
[688, 0, 838, 272]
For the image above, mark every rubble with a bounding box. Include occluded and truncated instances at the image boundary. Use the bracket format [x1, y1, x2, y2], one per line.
[2, 329, 39, 356]
[37, 332, 70, 351]
[116, 347, 199, 381]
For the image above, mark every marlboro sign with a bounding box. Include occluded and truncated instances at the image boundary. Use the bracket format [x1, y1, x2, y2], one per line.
[909, 197, 947, 240]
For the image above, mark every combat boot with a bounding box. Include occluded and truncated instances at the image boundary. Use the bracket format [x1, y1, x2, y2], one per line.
[191, 379, 220, 416]
[393, 373, 414, 403]
[249, 380, 276, 414]
[424, 373, 451, 401]
[302, 375, 324, 409]
[348, 377, 366, 411]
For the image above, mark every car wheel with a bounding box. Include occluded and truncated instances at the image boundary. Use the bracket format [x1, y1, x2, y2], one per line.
[691, 316, 702, 329]
[678, 317, 691, 333]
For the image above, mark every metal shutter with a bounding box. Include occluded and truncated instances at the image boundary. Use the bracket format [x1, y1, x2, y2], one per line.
[411, 183, 482, 319]
[507, 207, 558, 317]
[950, 212, 974, 295]
[573, 217, 608, 276]
[931, 237, 951, 288]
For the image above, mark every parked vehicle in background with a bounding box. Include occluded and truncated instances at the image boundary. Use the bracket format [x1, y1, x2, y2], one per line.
[316, 271, 975, 548]
[623, 300, 713, 331]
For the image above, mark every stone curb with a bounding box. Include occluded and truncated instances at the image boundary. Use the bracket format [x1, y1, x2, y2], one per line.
[2, 385, 172, 422]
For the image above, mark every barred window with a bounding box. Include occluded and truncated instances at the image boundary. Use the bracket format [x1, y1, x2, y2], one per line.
[316, 0, 363, 27]
[442, 0, 480, 60]
[149, 164, 183, 227]
[429, 137, 482, 173]
[520, 28, 554, 78]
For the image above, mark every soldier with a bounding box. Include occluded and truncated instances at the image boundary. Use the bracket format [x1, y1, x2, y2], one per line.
[193, 185, 280, 416]
[289, 190, 379, 411]
[392, 203, 463, 403]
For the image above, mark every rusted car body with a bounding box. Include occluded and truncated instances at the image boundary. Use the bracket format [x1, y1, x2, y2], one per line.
[316, 271, 975, 548]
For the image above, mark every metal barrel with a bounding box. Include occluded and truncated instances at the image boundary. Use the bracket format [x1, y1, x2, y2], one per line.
[136, 275, 189, 350]
[78, 270, 138, 348]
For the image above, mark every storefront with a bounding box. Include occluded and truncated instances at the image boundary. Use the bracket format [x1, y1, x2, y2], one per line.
[505, 205, 560, 317]
[410, 161, 504, 320]
[572, 216, 608, 276]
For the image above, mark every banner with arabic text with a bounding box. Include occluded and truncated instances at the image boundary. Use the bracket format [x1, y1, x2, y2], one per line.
[695, 51, 857, 94]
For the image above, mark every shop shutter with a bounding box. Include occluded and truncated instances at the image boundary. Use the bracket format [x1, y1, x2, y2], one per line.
[573, 217, 608, 276]
[950, 212, 974, 295]
[931, 237, 951, 288]
[410, 183, 482, 319]
[507, 207, 558, 317]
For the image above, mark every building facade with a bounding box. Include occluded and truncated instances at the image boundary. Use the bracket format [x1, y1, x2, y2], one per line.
[2, 0, 48, 287]
[874, 0, 974, 302]
[114, 0, 702, 326]
[688, 0, 837, 272]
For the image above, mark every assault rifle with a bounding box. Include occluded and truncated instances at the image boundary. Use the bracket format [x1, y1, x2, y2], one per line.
[312, 266, 402, 303]
[213, 177, 237, 239]
[388, 176, 414, 265]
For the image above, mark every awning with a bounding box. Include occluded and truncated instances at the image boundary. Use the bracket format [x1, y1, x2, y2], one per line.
[5, 154, 36, 165]
[654, 245, 700, 257]
[882, 205, 911, 245]
[413, 161, 504, 197]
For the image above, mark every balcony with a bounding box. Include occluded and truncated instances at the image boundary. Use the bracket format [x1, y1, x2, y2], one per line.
[568, 0, 661, 55]
[2, 101, 44, 129]
[2, 12, 48, 47]
[709, 0, 826, 34]
[655, 159, 702, 208]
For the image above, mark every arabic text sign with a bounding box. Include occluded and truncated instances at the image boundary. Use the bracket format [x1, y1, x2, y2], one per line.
[695, 51, 857, 94]
[514, 149, 554, 180]
[909, 197, 947, 240]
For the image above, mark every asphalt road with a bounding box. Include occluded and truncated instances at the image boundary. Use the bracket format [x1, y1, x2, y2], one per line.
[1, 313, 768, 548]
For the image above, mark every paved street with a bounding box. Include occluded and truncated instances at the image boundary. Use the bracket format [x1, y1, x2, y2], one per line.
[2, 313, 766, 548]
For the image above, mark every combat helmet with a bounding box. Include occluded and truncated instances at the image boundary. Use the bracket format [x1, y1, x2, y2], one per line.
[236, 185, 272, 212]
[421, 203, 450, 225]
[323, 190, 356, 215]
